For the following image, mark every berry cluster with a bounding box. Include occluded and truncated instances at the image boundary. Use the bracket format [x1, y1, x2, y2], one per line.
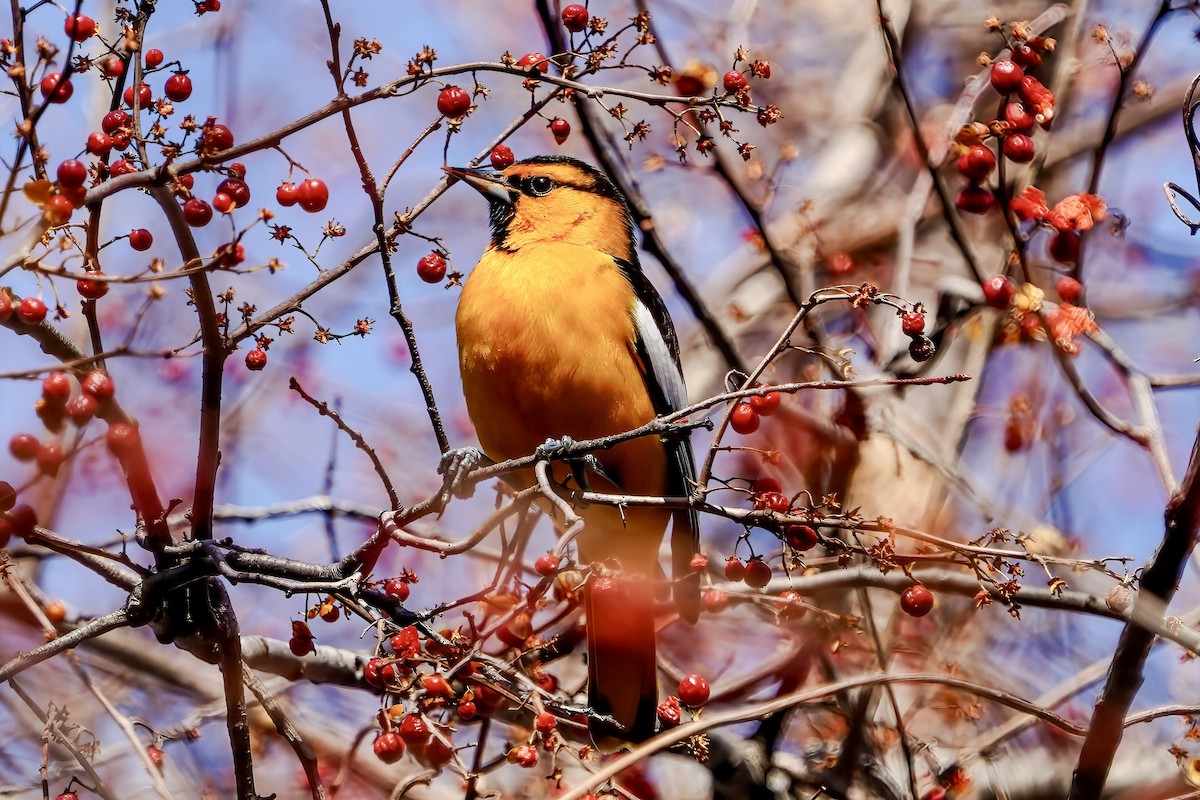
[953, 25, 1056, 217]
[729, 384, 781, 435]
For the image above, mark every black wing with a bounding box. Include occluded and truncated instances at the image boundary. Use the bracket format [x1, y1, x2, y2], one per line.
[617, 257, 701, 624]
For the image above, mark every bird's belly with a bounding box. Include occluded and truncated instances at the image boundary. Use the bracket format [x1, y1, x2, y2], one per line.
[456, 248, 663, 493]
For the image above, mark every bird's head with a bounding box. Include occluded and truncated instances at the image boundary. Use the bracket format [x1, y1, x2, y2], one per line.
[444, 155, 637, 262]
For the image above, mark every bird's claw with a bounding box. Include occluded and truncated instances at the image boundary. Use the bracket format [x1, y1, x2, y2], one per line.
[534, 436, 578, 461]
[438, 446, 485, 501]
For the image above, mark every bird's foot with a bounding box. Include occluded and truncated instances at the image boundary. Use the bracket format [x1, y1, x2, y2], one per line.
[534, 436, 578, 461]
[437, 446, 485, 501]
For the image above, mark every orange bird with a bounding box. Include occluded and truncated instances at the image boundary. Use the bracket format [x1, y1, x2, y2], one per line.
[445, 155, 699, 743]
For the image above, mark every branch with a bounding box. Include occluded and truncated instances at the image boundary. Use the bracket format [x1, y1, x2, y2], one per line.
[1067, 430, 1200, 799]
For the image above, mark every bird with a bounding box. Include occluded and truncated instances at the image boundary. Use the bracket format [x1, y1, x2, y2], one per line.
[444, 155, 699, 744]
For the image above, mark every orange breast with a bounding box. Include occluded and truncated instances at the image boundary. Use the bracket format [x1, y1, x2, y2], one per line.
[455, 242, 668, 569]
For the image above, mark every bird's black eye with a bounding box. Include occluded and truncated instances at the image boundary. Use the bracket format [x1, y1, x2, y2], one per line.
[528, 175, 555, 196]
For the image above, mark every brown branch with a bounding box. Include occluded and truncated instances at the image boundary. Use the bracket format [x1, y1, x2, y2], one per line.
[1067, 430, 1200, 799]
[289, 377, 400, 509]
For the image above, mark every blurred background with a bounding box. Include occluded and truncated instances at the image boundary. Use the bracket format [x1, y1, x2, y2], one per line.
[2, 0, 1200, 798]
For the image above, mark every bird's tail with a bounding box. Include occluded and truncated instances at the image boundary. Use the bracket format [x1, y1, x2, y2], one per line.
[586, 575, 658, 746]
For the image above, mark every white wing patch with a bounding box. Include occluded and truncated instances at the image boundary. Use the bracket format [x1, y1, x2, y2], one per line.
[633, 299, 686, 411]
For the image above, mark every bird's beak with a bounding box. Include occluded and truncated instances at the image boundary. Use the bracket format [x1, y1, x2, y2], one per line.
[442, 166, 515, 206]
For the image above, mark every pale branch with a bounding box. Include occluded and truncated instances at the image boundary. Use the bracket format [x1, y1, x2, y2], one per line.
[556, 672, 1088, 800]
[289, 377, 400, 509]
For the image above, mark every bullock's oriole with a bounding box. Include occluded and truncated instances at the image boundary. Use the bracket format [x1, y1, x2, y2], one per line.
[445, 155, 699, 744]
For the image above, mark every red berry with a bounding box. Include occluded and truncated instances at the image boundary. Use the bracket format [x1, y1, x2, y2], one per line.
[755, 491, 789, 513]
[516, 52, 550, 74]
[417, 252, 447, 283]
[17, 297, 47, 324]
[202, 123, 234, 151]
[144, 49, 164, 69]
[908, 335, 936, 362]
[1004, 101, 1036, 134]
[81, 370, 115, 400]
[399, 714, 431, 744]
[373, 732, 405, 764]
[109, 159, 136, 177]
[901, 311, 926, 336]
[182, 198, 213, 227]
[1002, 133, 1035, 163]
[748, 389, 780, 416]
[216, 177, 250, 207]
[42, 372, 71, 402]
[212, 192, 234, 214]
[364, 657, 386, 688]
[287, 635, 313, 656]
[40, 72, 73, 103]
[729, 402, 759, 434]
[422, 736, 454, 768]
[276, 182, 298, 207]
[688, 552, 709, 572]
[957, 145, 995, 180]
[744, 557, 773, 589]
[1011, 42, 1042, 69]
[777, 589, 807, 620]
[123, 82, 151, 108]
[102, 110, 131, 134]
[784, 524, 818, 552]
[828, 251, 855, 276]
[86, 131, 112, 156]
[534, 552, 560, 576]
[36, 443, 65, 475]
[753, 476, 782, 495]
[55, 792, 79, 800]
[562, 4, 589, 32]
[1056, 275, 1082, 304]
[422, 674, 453, 698]
[490, 144, 515, 169]
[436, 85, 471, 117]
[146, 745, 164, 768]
[105, 422, 140, 456]
[66, 394, 98, 425]
[534, 711, 557, 733]
[101, 57, 124, 78]
[164, 73, 193, 102]
[7, 504, 37, 537]
[956, 184, 995, 215]
[508, 744, 538, 768]
[657, 697, 681, 726]
[384, 577, 411, 601]
[296, 178, 329, 212]
[243, 348, 266, 371]
[982, 275, 1015, 308]
[129, 228, 153, 251]
[44, 194, 73, 226]
[702, 588, 729, 613]
[723, 556, 746, 582]
[177, 174, 194, 190]
[64, 14, 97, 41]
[0, 291, 9, 323]
[1049, 230, 1080, 264]
[57, 159, 87, 188]
[900, 584, 935, 617]
[678, 674, 710, 706]
[457, 699, 477, 720]
[549, 117, 570, 145]
[989, 59, 1024, 94]
[76, 270, 110, 300]
[723, 70, 748, 93]
[10, 433, 40, 461]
